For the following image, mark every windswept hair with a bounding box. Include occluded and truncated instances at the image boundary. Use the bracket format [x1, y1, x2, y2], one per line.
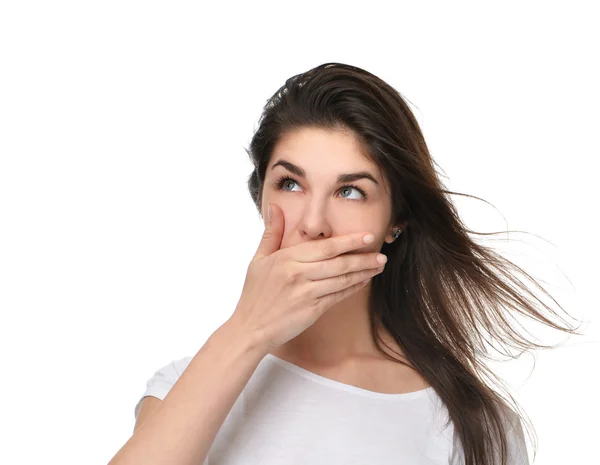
[244, 62, 585, 465]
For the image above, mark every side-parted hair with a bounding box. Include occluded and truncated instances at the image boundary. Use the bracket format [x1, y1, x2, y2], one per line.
[245, 62, 585, 465]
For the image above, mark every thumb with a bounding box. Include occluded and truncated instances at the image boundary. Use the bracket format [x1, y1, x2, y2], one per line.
[255, 202, 284, 259]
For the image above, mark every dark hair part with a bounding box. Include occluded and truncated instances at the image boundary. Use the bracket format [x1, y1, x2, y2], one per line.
[244, 62, 585, 465]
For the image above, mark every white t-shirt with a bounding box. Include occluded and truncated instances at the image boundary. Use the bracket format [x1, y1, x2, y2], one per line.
[134, 354, 529, 465]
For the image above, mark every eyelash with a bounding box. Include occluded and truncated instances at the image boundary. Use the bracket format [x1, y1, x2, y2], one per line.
[272, 175, 369, 202]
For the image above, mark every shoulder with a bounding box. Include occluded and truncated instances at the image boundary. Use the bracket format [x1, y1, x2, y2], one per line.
[133, 355, 194, 419]
[147, 355, 193, 384]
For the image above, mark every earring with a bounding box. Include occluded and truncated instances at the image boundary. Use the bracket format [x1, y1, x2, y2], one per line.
[392, 228, 403, 241]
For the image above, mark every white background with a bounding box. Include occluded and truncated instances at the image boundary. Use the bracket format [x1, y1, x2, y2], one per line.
[1, 1, 598, 464]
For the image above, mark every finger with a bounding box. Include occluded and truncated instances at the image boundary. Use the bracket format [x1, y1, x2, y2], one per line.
[254, 202, 284, 259]
[308, 265, 384, 299]
[302, 252, 385, 281]
[290, 232, 375, 264]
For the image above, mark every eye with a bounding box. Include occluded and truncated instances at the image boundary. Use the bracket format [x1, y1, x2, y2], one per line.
[272, 175, 369, 201]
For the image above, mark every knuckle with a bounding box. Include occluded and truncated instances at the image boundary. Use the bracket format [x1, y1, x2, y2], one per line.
[341, 256, 353, 274]
[290, 263, 303, 281]
[308, 294, 321, 311]
[320, 256, 333, 273]
[304, 286, 316, 302]
[282, 265, 297, 283]
[341, 271, 352, 286]
[320, 240, 336, 258]
[321, 256, 339, 278]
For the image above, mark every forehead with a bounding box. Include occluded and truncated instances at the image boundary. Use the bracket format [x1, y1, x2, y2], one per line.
[269, 127, 377, 171]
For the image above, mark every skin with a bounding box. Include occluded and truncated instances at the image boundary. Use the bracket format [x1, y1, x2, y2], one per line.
[259, 126, 417, 381]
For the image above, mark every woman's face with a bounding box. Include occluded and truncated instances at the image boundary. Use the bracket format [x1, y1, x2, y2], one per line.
[261, 126, 398, 251]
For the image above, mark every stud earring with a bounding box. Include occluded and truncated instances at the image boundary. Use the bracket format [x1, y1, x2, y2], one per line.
[392, 228, 403, 241]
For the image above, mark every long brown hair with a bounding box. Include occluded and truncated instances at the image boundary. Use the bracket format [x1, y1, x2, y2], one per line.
[244, 62, 585, 465]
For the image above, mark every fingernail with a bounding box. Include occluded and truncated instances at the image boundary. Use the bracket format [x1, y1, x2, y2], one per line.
[268, 202, 272, 222]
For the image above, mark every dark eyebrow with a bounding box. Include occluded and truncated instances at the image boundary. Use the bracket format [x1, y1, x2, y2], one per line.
[271, 159, 379, 185]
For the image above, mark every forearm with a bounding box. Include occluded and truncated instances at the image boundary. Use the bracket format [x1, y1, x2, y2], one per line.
[108, 319, 267, 465]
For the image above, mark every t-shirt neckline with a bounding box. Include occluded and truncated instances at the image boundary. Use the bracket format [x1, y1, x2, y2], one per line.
[263, 353, 435, 400]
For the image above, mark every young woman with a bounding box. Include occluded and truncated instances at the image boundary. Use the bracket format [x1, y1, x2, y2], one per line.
[113, 63, 583, 465]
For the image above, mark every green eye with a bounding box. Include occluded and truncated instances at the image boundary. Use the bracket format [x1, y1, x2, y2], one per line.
[273, 175, 369, 201]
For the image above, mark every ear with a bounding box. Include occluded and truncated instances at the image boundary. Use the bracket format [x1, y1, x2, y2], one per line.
[385, 221, 407, 244]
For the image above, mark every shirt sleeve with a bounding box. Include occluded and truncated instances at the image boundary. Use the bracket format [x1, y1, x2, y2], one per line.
[504, 410, 529, 465]
[133, 357, 192, 420]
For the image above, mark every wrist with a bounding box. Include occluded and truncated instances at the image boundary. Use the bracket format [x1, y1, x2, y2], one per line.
[217, 315, 269, 359]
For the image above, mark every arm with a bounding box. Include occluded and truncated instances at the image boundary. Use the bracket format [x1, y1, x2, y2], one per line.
[108, 318, 267, 465]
